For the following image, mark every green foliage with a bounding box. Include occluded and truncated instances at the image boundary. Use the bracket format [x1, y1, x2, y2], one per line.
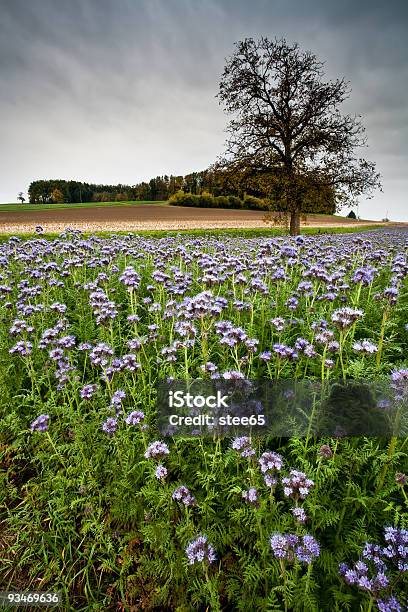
[243, 194, 268, 210]
[168, 190, 267, 211]
[27, 176, 185, 204]
[0, 230, 407, 610]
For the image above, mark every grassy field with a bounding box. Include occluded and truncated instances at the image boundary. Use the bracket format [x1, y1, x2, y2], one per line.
[0, 224, 389, 242]
[0, 200, 167, 212]
[0, 200, 374, 221]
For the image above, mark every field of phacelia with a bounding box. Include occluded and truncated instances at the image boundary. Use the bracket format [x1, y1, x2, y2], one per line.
[1, 228, 408, 611]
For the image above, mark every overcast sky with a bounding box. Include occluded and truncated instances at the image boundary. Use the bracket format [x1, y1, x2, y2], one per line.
[1, 0, 407, 220]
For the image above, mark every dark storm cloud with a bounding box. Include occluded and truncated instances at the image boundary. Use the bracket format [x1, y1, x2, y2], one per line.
[0, 0, 407, 219]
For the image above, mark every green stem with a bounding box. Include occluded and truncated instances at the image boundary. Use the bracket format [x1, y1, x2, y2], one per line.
[45, 431, 66, 470]
[376, 436, 397, 493]
[280, 559, 288, 612]
[304, 562, 313, 596]
[376, 308, 389, 368]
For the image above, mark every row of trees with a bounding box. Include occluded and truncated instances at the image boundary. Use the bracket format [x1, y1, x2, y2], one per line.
[27, 176, 186, 204]
[26, 165, 336, 214]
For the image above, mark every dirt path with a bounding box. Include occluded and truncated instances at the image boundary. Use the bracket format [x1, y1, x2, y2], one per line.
[0, 204, 388, 233]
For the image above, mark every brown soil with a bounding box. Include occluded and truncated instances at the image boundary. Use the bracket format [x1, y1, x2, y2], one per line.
[0, 204, 389, 234]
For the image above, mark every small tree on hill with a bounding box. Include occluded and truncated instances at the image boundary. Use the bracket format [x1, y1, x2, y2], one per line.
[347, 210, 357, 219]
[17, 192, 25, 204]
[217, 37, 382, 234]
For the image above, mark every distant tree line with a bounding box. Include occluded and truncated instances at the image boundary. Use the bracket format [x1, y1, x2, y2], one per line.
[27, 177, 185, 204]
[27, 167, 336, 214]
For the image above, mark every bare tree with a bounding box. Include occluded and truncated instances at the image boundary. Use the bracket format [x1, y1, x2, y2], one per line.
[217, 37, 382, 235]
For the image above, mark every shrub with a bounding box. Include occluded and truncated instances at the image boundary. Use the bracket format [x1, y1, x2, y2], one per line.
[199, 192, 216, 208]
[169, 191, 246, 209]
[243, 194, 268, 210]
[214, 196, 229, 208]
[168, 191, 198, 207]
[115, 192, 129, 202]
[227, 195, 243, 209]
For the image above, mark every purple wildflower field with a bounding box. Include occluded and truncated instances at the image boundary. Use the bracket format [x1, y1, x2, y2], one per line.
[1, 227, 407, 610]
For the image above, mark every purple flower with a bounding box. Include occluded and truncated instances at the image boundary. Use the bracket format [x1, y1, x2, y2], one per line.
[295, 338, 316, 357]
[269, 533, 299, 561]
[362, 543, 387, 570]
[331, 307, 363, 330]
[122, 354, 141, 372]
[144, 440, 170, 460]
[78, 342, 93, 351]
[315, 330, 335, 345]
[119, 266, 140, 289]
[259, 451, 283, 474]
[9, 340, 33, 355]
[102, 417, 118, 435]
[89, 343, 114, 367]
[377, 596, 402, 612]
[382, 526, 408, 571]
[185, 535, 216, 565]
[201, 361, 218, 373]
[270, 317, 286, 332]
[327, 340, 340, 353]
[339, 525, 408, 599]
[231, 436, 255, 458]
[273, 344, 298, 361]
[264, 473, 278, 487]
[295, 534, 320, 564]
[155, 464, 167, 481]
[9, 319, 34, 336]
[242, 487, 258, 505]
[297, 280, 313, 294]
[49, 348, 64, 361]
[391, 369, 408, 383]
[286, 297, 299, 311]
[50, 302, 67, 314]
[395, 472, 407, 486]
[292, 507, 307, 524]
[111, 389, 126, 406]
[30, 414, 49, 432]
[89, 290, 117, 324]
[282, 470, 314, 500]
[384, 287, 399, 304]
[353, 339, 378, 354]
[222, 370, 245, 380]
[80, 384, 97, 399]
[172, 485, 196, 506]
[353, 267, 377, 285]
[57, 335, 76, 349]
[125, 410, 145, 426]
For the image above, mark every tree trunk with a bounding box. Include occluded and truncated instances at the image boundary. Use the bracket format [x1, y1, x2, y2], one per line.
[289, 209, 301, 236]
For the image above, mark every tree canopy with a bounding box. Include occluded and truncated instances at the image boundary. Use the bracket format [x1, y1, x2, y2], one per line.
[217, 37, 381, 234]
